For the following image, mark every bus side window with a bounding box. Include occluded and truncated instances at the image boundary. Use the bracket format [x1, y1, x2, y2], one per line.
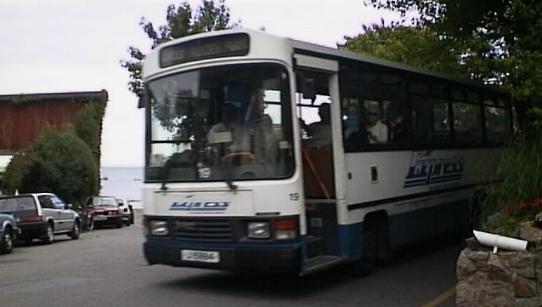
[341, 98, 368, 147]
[339, 63, 407, 150]
[409, 79, 451, 143]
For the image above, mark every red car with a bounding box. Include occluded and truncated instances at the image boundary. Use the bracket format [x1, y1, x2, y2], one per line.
[84, 196, 123, 229]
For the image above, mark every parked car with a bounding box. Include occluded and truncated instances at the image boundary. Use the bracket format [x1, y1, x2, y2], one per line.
[0, 213, 19, 254]
[115, 197, 134, 225]
[84, 196, 123, 228]
[0, 193, 80, 244]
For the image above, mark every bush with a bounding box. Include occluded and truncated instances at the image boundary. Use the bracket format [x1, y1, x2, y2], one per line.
[481, 107, 542, 235]
[1, 128, 98, 208]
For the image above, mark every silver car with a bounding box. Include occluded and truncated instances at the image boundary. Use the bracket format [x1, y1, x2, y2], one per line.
[0, 193, 80, 244]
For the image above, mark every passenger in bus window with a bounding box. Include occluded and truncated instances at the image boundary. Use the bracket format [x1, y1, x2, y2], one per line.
[365, 101, 389, 144]
[390, 115, 407, 142]
[343, 104, 369, 145]
[305, 103, 332, 148]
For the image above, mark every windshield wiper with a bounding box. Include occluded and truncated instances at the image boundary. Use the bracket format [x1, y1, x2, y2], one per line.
[160, 160, 171, 191]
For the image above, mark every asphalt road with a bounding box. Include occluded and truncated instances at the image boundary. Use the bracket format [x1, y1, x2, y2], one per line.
[0, 213, 460, 307]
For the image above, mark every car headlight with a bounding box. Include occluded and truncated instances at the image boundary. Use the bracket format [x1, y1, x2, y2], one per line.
[149, 220, 169, 236]
[248, 222, 270, 239]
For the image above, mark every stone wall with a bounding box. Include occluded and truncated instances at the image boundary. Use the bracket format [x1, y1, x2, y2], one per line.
[457, 227, 542, 307]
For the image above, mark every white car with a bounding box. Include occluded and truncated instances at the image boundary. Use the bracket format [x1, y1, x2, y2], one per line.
[115, 197, 133, 226]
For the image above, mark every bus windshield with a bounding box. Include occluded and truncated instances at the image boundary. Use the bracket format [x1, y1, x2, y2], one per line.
[145, 63, 295, 183]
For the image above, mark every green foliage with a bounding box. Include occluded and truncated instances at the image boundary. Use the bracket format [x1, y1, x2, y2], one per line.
[120, 0, 238, 96]
[363, 0, 542, 124]
[1, 129, 98, 207]
[1, 155, 31, 194]
[482, 212, 521, 237]
[480, 110, 542, 234]
[73, 100, 104, 165]
[341, 24, 465, 77]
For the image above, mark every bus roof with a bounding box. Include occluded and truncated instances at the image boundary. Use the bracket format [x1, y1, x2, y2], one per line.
[149, 29, 508, 95]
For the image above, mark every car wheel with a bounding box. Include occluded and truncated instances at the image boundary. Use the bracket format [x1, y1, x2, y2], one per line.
[42, 223, 54, 244]
[87, 217, 94, 231]
[70, 222, 80, 240]
[0, 227, 14, 254]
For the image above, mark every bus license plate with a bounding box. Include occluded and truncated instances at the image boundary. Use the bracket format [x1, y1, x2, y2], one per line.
[181, 250, 220, 263]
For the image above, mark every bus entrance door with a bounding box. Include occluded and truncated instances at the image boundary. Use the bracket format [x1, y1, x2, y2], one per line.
[295, 58, 344, 273]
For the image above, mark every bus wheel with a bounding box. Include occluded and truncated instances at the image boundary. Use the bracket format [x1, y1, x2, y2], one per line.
[350, 228, 377, 277]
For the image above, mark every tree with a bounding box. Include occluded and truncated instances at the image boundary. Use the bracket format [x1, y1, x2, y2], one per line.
[340, 22, 464, 76]
[363, 0, 542, 125]
[73, 100, 105, 166]
[1, 129, 98, 207]
[120, 0, 238, 97]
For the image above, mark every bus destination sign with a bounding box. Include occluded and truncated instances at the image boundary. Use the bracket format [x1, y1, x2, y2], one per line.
[159, 33, 250, 68]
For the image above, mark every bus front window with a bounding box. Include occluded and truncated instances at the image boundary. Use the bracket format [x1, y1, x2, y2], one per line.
[145, 63, 294, 183]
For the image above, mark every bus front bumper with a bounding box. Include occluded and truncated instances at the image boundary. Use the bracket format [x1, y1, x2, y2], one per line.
[143, 237, 301, 274]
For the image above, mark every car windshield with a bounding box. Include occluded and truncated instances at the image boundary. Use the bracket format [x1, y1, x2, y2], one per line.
[145, 63, 295, 183]
[93, 197, 117, 207]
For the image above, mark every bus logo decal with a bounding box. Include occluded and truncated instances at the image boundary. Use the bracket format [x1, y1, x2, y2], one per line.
[170, 201, 230, 212]
[403, 153, 465, 188]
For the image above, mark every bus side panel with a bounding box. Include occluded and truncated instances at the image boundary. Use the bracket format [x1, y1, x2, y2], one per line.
[387, 199, 470, 248]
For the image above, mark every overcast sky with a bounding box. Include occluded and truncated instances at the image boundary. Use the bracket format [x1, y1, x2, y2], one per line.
[0, 0, 399, 167]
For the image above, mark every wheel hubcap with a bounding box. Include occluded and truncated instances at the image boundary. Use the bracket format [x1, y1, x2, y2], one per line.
[47, 226, 53, 241]
[4, 233, 12, 250]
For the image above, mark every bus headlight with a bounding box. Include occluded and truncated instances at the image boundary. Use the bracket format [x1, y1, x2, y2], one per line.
[149, 220, 169, 236]
[274, 218, 297, 240]
[248, 222, 270, 239]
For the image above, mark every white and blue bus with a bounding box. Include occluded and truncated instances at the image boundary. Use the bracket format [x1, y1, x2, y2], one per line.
[140, 30, 512, 275]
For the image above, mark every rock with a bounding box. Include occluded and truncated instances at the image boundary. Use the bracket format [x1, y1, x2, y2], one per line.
[534, 213, 542, 227]
[499, 252, 536, 279]
[457, 246, 542, 306]
[515, 297, 541, 307]
[520, 222, 542, 244]
[514, 275, 537, 298]
[457, 275, 515, 307]
[534, 249, 542, 268]
[535, 269, 542, 287]
[488, 253, 514, 283]
[457, 249, 490, 280]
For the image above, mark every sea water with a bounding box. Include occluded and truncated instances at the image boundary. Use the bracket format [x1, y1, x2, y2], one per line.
[100, 167, 144, 209]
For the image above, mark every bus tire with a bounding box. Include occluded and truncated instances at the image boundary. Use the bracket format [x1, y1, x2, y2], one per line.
[350, 227, 377, 277]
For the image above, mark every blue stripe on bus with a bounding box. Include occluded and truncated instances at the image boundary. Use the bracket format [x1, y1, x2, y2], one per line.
[404, 176, 463, 187]
[404, 174, 462, 184]
[431, 174, 462, 180]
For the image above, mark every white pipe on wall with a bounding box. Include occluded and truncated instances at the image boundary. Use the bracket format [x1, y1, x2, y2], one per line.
[473, 230, 528, 252]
